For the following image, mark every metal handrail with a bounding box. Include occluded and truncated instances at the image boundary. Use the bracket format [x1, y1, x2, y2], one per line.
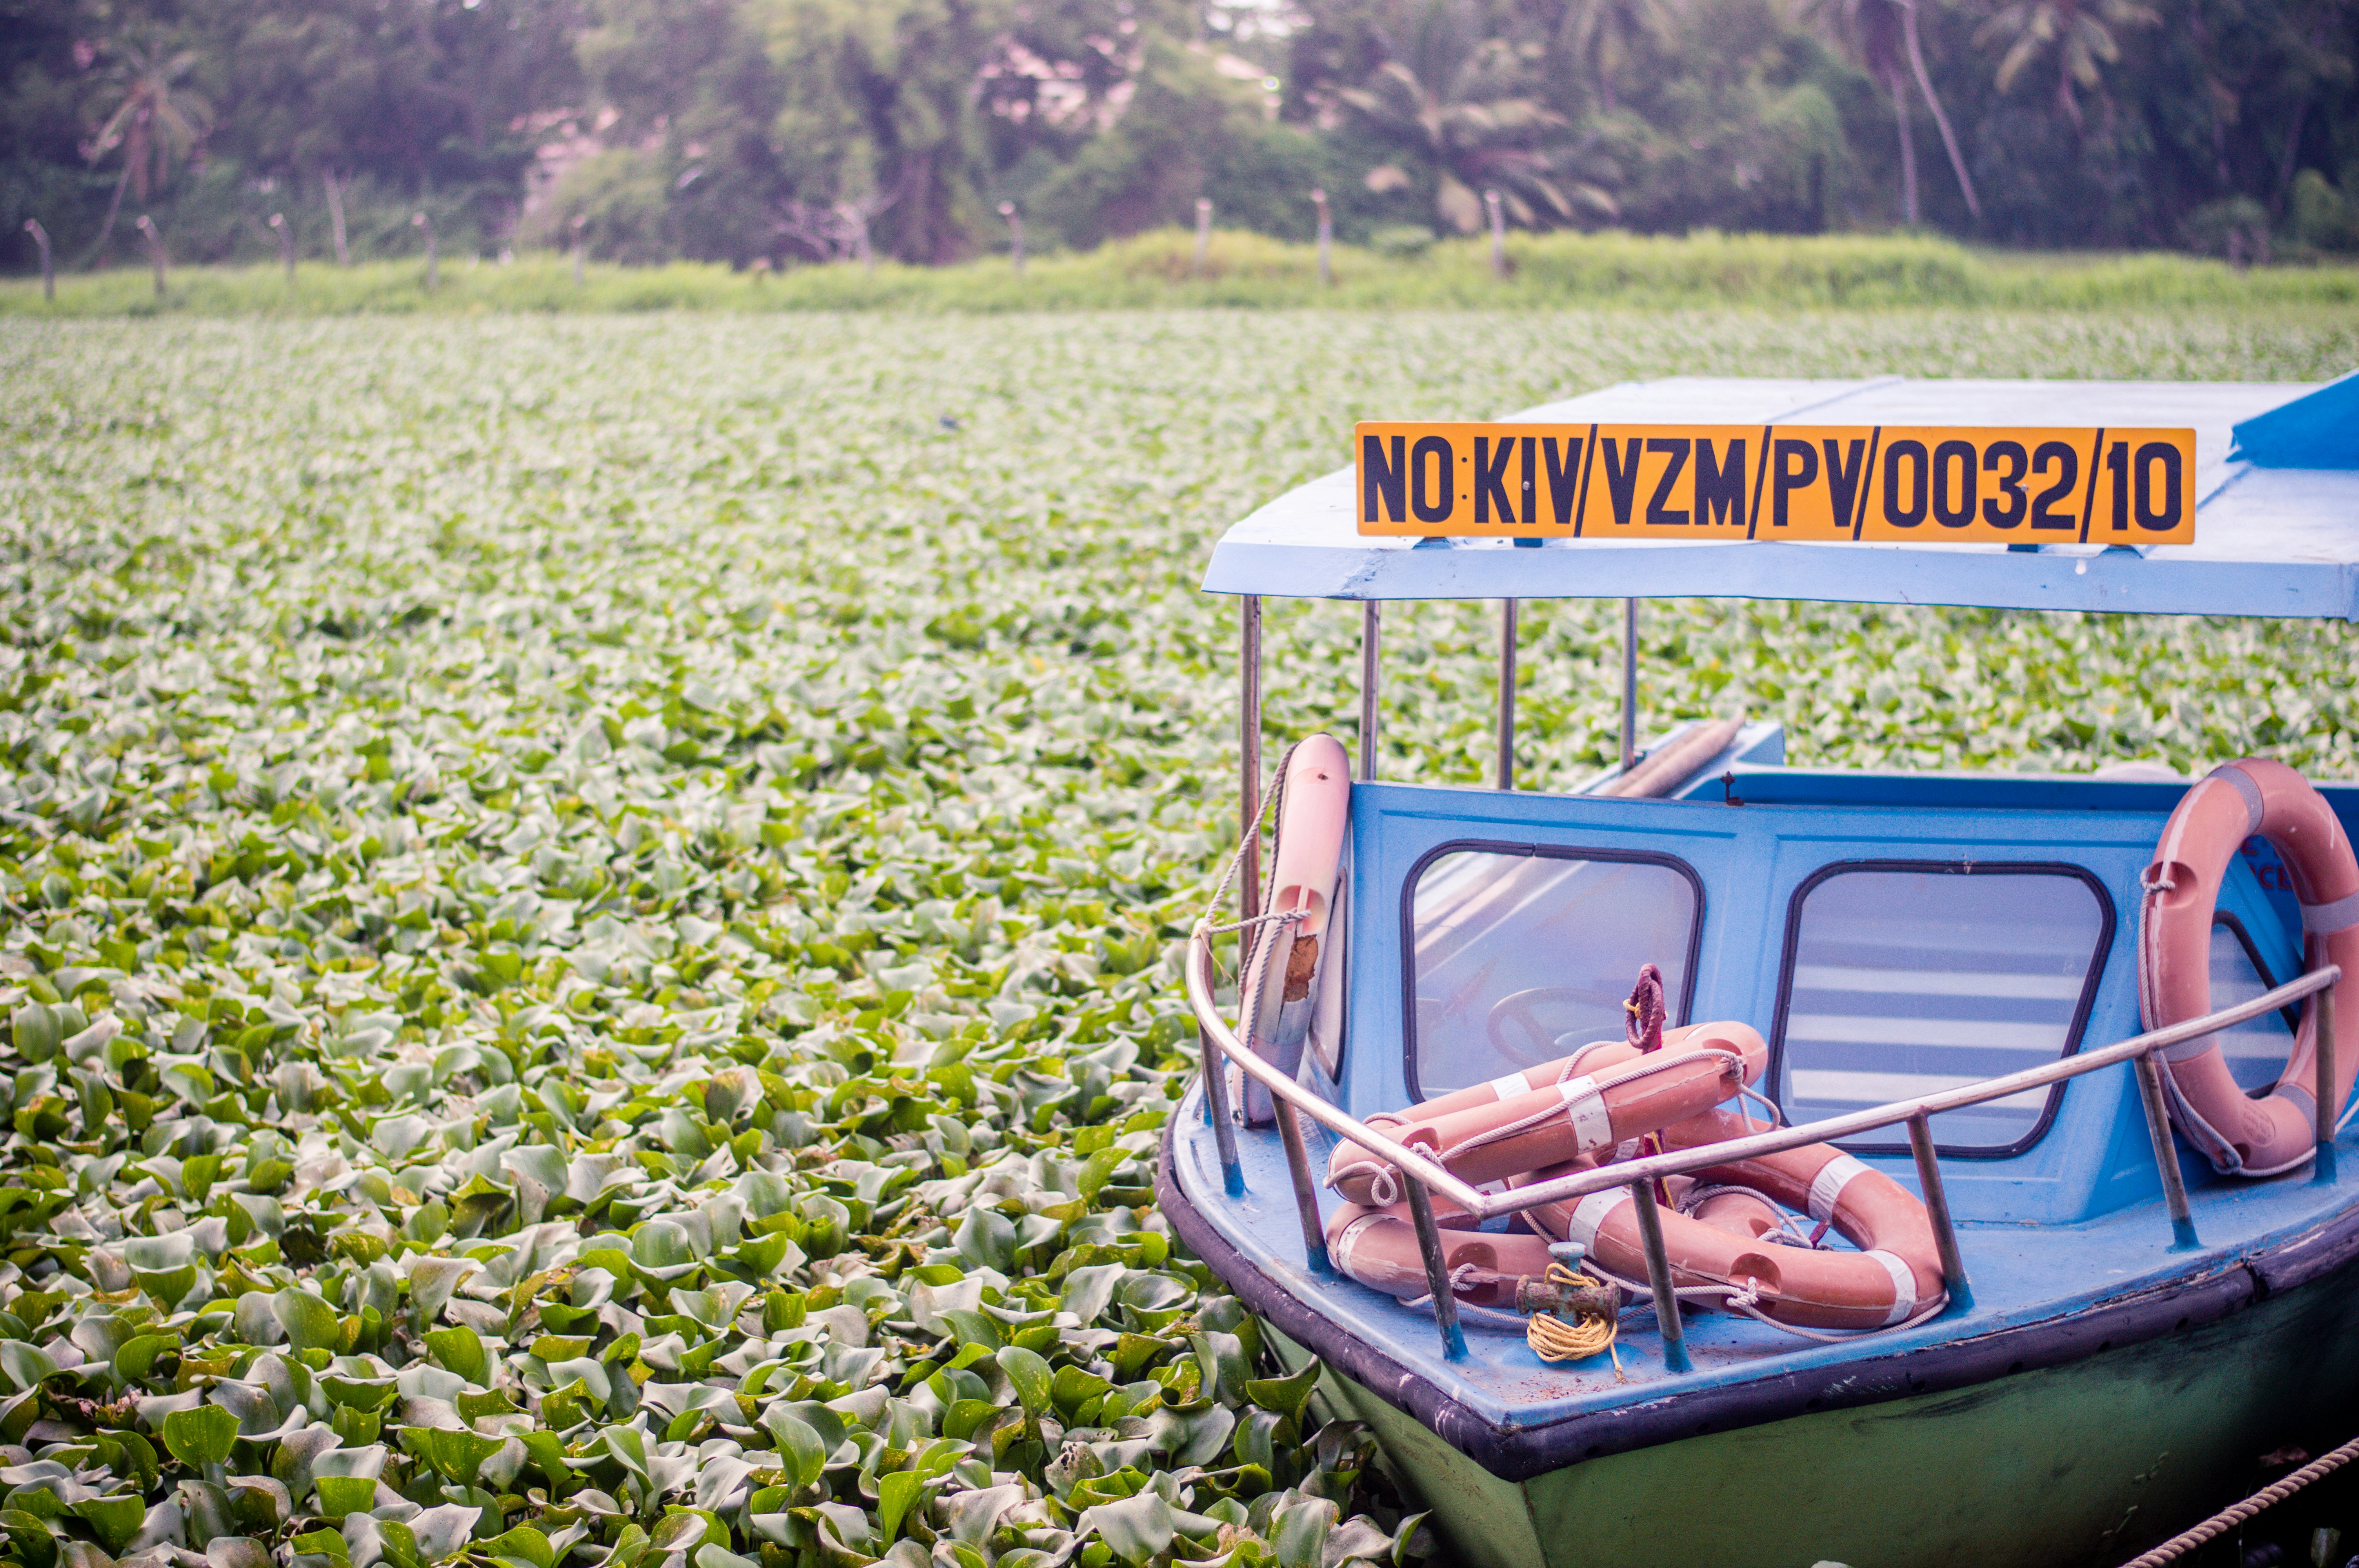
[1184, 924, 2341, 1364]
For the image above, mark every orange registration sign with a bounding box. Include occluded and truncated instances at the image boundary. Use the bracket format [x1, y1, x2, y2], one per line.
[1353, 421, 2199, 545]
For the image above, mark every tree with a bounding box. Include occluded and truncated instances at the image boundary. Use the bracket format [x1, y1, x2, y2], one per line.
[1801, 0, 1979, 219]
[759, 0, 998, 265]
[1557, 0, 1679, 113]
[1340, 0, 1615, 230]
[83, 37, 211, 258]
[1977, 0, 2160, 134]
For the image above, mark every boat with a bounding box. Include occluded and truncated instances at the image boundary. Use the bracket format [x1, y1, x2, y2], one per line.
[1153, 370, 2359, 1568]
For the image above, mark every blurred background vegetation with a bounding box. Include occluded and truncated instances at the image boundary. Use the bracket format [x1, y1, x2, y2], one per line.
[2, 0, 2354, 282]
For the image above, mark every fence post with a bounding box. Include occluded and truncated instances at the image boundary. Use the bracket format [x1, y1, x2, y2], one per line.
[998, 203, 1023, 275]
[413, 211, 438, 293]
[22, 220, 51, 301]
[1311, 189, 1332, 287]
[134, 216, 164, 298]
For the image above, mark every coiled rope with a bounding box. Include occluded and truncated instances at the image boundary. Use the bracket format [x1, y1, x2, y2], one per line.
[2114, 1433, 2359, 1568]
[1527, 1260, 1624, 1376]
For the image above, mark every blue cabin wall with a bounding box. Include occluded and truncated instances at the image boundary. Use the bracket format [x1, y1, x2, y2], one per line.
[1333, 770, 2313, 1228]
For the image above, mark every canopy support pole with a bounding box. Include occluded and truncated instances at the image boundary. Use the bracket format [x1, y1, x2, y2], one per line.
[1496, 600, 1518, 790]
[1359, 602, 1381, 782]
[1240, 595, 1261, 925]
[1620, 599, 1640, 773]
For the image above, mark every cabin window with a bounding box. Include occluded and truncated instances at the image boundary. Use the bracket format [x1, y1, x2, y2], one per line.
[1772, 862, 2112, 1157]
[2211, 913, 2297, 1094]
[1403, 843, 1702, 1100]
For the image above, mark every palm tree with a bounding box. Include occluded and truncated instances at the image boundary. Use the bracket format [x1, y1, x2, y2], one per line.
[1801, 0, 1980, 221]
[84, 40, 212, 260]
[1976, 0, 2158, 135]
[1342, 0, 1617, 233]
[1556, 0, 1679, 114]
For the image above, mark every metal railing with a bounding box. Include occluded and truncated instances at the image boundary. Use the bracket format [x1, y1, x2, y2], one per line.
[1184, 928, 2341, 1369]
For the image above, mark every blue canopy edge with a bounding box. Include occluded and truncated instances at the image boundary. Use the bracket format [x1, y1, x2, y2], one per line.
[2232, 368, 2359, 469]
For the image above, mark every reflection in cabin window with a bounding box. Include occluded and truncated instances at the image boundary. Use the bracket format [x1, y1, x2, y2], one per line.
[1775, 867, 2109, 1155]
[1408, 848, 1700, 1099]
[2211, 917, 2295, 1094]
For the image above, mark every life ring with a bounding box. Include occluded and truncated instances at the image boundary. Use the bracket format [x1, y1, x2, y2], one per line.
[1325, 1022, 1767, 1205]
[1323, 1197, 1566, 1308]
[2139, 758, 2359, 1176]
[1518, 1109, 1946, 1331]
[1236, 734, 1351, 1125]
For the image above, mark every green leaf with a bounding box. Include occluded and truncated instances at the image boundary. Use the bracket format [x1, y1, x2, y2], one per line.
[480, 1526, 556, 1568]
[1273, 1495, 1339, 1568]
[404, 1426, 505, 1487]
[996, 1345, 1053, 1416]
[274, 1288, 342, 1353]
[423, 1324, 487, 1385]
[67, 1495, 142, 1553]
[877, 1469, 923, 1545]
[0, 1341, 57, 1392]
[112, 1334, 174, 1385]
[646, 1513, 706, 1553]
[314, 1475, 378, 1520]
[762, 1409, 828, 1489]
[1083, 1491, 1175, 1567]
[162, 1403, 240, 1469]
[1244, 1361, 1321, 1424]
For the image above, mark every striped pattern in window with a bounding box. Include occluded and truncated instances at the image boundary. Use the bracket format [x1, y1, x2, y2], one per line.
[1777, 869, 2106, 1152]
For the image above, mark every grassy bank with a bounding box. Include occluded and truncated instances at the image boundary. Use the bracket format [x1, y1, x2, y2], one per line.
[6, 227, 2357, 315]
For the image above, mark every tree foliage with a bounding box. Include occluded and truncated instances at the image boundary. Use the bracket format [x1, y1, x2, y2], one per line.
[1, 0, 2354, 270]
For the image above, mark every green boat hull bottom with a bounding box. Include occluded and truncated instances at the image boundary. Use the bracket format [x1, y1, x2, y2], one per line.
[1272, 1254, 2359, 1568]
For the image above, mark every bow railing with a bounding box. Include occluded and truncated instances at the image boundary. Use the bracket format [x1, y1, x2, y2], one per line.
[1183, 927, 2340, 1368]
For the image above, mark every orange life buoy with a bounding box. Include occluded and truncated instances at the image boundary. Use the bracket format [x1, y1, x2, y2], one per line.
[1324, 1022, 1768, 1205]
[1518, 1109, 1946, 1330]
[2140, 758, 2359, 1176]
[1323, 1197, 1565, 1308]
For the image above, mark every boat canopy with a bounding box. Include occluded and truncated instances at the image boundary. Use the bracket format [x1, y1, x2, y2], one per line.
[1203, 372, 2359, 619]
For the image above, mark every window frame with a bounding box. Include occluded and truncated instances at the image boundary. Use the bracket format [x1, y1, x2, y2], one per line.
[1767, 858, 2115, 1161]
[1399, 839, 1706, 1104]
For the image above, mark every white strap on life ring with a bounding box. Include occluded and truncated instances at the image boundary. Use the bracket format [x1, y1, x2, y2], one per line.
[1864, 1250, 1919, 1325]
[1806, 1154, 1872, 1224]
[2303, 889, 2359, 933]
[2209, 763, 2266, 835]
[1331, 1212, 1386, 1276]
[1563, 1188, 1632, 1256]
[1557, 1074, 1613, 1150]
[1488, 1071, 1531, 1100]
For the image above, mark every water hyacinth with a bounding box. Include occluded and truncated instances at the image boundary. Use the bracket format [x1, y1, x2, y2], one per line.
[0, 309, 2354, 1568]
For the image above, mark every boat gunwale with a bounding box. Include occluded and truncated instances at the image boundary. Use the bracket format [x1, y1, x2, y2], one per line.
[1157, 1114, 2359, 1481]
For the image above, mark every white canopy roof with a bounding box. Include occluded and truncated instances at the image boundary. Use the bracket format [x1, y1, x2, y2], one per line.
[1202, 376, 2359, 619]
